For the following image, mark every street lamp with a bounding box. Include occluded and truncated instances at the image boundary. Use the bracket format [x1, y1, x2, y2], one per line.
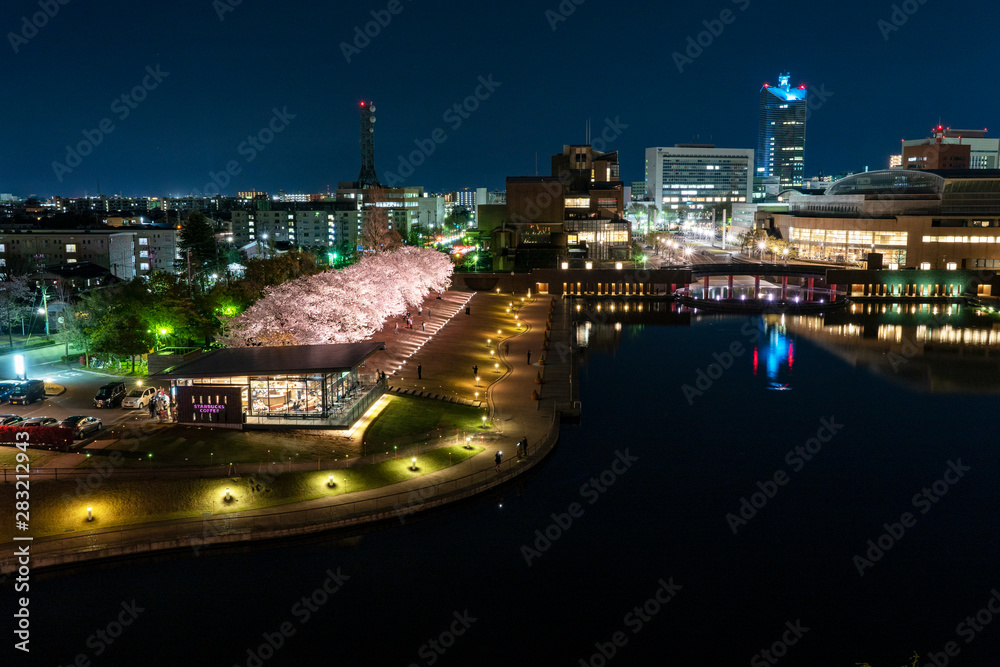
[38, 287, 49, 337]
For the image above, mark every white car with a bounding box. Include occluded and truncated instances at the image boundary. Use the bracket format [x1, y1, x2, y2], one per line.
[121, 387, 157, 409]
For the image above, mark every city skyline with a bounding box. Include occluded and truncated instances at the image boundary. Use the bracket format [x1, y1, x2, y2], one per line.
[3, 0, 999, 197]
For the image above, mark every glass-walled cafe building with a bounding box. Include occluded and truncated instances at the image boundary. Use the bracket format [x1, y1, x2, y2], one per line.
[153, 342, 387, 429]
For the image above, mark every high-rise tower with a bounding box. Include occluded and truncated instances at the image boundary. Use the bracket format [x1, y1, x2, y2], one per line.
[756, 73, 806, 188]
[357, 100, 380, 189]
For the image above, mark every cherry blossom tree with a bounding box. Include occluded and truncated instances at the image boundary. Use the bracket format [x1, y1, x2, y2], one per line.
[221, 247, 453, 347]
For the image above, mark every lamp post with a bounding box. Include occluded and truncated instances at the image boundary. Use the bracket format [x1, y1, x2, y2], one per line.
[38, 287, 49, 337]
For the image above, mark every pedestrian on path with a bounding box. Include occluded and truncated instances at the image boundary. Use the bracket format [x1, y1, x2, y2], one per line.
[421, 321, 425, 332]
[427, 308, 431, 318]
[495, 450, 502, 471]
[418, 306, 422, 316]
[417, 364, 422, 379]
[504, 341, 509, 355]
[522, 435, 529, 457]
[515, 441, 523, 459]
[473, 364, 478, 377]
[147, 395, 156, 419]
[394, 322, 399, 334]
[527, 349, 532, 365]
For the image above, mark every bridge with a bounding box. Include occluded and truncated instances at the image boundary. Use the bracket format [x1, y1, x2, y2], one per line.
[689, 262, 830, 278]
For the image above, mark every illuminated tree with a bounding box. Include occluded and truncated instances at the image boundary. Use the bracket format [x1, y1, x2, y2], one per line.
[222, 247, 453, 347]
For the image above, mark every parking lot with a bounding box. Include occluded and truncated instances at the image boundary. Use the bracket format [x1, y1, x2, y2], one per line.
[0, 350, 162, 443]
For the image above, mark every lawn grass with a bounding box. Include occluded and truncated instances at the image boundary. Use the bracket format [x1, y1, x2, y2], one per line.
[0, 446, 58, 470]
[87, 425, 363, 468]
[362, 394, 486, 450]
[0, 445, 483, 538]
[83, 394, 488, 468]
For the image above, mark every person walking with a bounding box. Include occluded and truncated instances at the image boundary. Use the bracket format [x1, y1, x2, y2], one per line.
[527, 349, 532, 365]
[472, 364, 478, 377]
[418, 306, 422, 316]
[495, 450, 502, 472]
[515, 440, 523, 459]
[417, 364, 422, 379]
[421, 321, 425, 332]
[504, 341, 509, 355]
[394, 322, 399, 334]
[147, 394, 157, 419]
[522, 435, 529, 457]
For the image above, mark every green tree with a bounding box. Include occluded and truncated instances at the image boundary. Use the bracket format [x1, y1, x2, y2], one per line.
[0, 276, 32, 347]
[91, 312, 155, 372]
[179, 211, 219, 285]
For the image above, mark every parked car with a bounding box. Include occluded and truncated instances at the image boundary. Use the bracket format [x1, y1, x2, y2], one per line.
[9, 379, 45, 406]
[21, 416, 60, 428]
[0, 414, 24, 426]
[93, 381, 126, 408]
[61, 415, 103, 439]
[0, 381, 19, 402]
[121, 386, 156, 409]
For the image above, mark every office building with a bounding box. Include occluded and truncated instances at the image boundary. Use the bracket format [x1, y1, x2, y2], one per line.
[901, 126, 997, 170]
[756, 73, 807, 188]
[645, 145, 753, 213]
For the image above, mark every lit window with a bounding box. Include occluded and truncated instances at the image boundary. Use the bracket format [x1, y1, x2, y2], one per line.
[140, 263, 150, 271]
[66, 244, 77, 253]
[139, 237, 148, 246]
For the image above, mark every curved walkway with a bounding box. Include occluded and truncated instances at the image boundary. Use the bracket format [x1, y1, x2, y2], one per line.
[0, 289, 576, 574]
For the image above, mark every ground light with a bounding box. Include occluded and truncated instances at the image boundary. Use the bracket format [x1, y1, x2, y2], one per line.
[86, 507, 93, 522]
[476, 376, 480, 387]
[225, 487, 231, 501]
[410, 457, 417, 471]
[494, 362, 499, 374]
[328, 474, 335, 488]
[482, 415, 487, 428]
[465, 436, 472, 449]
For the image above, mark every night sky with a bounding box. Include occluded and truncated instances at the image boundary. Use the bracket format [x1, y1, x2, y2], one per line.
[2, 0, 998, 198]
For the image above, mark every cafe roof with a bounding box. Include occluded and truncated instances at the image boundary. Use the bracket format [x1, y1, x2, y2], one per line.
[153, 342, 385, 379]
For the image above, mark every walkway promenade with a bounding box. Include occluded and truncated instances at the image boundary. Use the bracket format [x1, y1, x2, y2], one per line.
[0, 288, 577, 574]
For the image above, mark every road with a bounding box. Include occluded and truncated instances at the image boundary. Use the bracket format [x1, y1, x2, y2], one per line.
[0, 346, 149, 436]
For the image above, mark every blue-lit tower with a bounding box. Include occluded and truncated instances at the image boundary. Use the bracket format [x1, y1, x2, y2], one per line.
[756, 73, 807, 188]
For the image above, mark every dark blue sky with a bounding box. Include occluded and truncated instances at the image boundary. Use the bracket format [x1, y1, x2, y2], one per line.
[2, 0, 997, 197]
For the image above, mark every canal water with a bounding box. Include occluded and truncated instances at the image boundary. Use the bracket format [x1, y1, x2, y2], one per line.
[9, 304, 1000, 666]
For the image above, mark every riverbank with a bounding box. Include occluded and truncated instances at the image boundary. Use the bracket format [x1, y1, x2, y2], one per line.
[0, 288, 577, 574]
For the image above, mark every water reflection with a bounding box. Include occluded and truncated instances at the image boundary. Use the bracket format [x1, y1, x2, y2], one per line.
[754, 318, 794, 391]
[778, 303, 1000, 393]
[572, 298, 689, 351]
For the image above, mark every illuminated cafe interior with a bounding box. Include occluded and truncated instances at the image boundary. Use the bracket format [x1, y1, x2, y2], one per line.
[155, 342, 387, 429]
